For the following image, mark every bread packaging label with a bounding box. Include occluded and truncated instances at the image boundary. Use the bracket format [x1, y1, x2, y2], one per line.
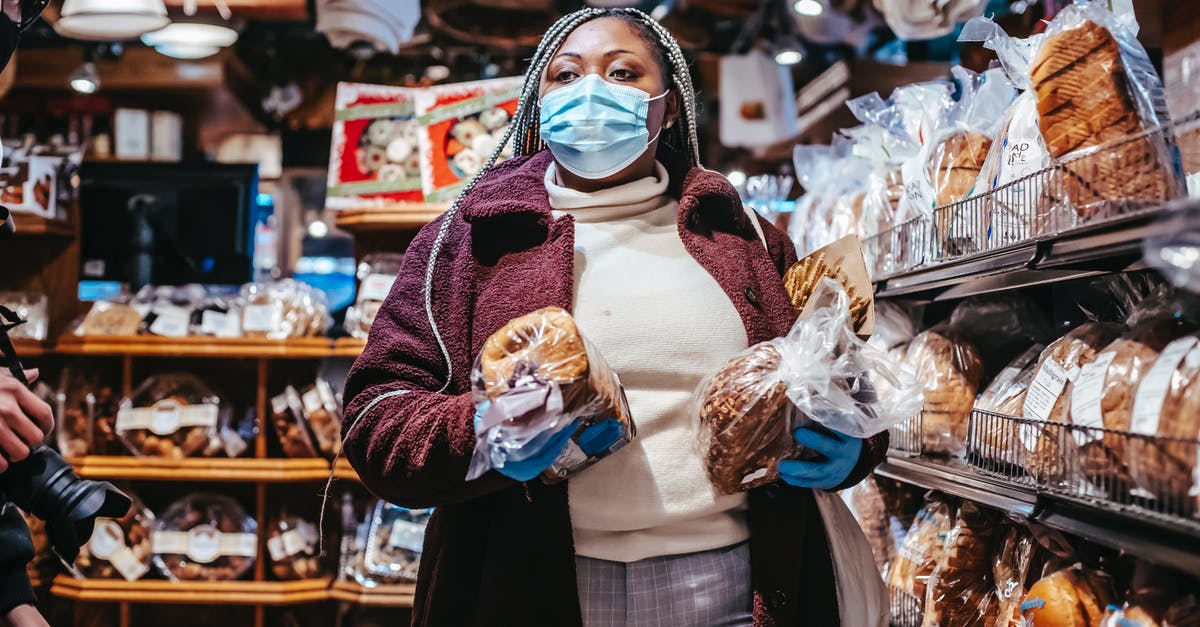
[1070, 352, 1118, 444]
[89, 520, 149, 581]
[200, 310, 239, 337]
[268, 529, 310, 561]
[148, 305, 191, 338]
[1023, 358, 1070, 422]
[359, 273, 397, 303]
[792, 234, 875, 336]
[153, 526, 257, 564]
[116, 400, 218, 436]
[242, 302, 283, 333]
[1130, 336, 1199, 436]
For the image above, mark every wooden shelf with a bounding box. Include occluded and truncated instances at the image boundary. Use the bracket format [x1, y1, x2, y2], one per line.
[70, 456, 333, 482]
[333, 204, 448, 234]
[55, 336, 351, 359]
[51, 576, 331, 605]
[328, 581, 415, 608]
[332, 458, 360, 482]
[8, 214, 74, 238]
[11, 338, 49, 357]
[332, 337, 366, 357]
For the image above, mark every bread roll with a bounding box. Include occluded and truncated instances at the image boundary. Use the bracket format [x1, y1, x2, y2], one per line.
[1021, 566, 1113, 627]
[889, 495, 955, 612]
[1127, 334, 1200, 509]
[907, 330, 984, 455]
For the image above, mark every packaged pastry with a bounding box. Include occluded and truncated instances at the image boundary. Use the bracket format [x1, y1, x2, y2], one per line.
[973, 344, 1043, 466]
[1029, 3, 1181, 219]
[1020, 323, 1125, 480]
[906, 328, 984, 456]
[889, 494, 956, 616]
[0, 292, 48, 340]
[1101, 604, 1163, 627]
[72, 489, 153, 581]
[362, 501, 431, 584]
[78, 300, 143, 337]
[345, 254, 403, 340]
[270, 386, 319, 459]
[467, 306, 635, 484]
[848, 474, 901, 574]
[190, 295, 241, 338]
[1070, 304, 1198, 490]
[327, 82, 424, 211]
[153, 493, 257, 581]
[137, 284, 205, 338]
[239, 280, 330, 340]
[921, 502, 1003, 627]
[115, 373, 231, 459]
[1020, 565, 1114, 627]
[1126, 333, 1200, 508]
[267, 515, 323, 581]
[993, 526, 1034, 627]
[300, 379, 342, 458]
[700, 278, 917, 493]
[841, 124, 906, 276]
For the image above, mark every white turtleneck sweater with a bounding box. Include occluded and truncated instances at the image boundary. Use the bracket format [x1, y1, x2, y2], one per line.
[546, 162, 751, 563]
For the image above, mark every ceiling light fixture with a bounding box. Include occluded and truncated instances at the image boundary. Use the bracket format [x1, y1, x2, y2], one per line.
[152, 43, 223, 59]
[142, 22, 239, 57]
[56, 0, 170, 41]
[69, 61, 100, 94]
[793, 0, 824, 16]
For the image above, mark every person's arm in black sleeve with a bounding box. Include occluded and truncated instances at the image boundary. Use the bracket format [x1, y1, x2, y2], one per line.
[0, 500, 36, 617]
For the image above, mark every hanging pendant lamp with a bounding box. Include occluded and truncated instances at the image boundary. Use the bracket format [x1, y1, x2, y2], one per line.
[142, 22, 239, 59]
[55, 0, 170, 41]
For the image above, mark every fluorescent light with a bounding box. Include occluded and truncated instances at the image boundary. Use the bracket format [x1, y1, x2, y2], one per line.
[775, 49, 804, 65]
[69, 61, 99, 94]
[794, 0, 824, 16]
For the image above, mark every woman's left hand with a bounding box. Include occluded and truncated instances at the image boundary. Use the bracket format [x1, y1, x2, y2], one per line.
[777, 427, 863, 491]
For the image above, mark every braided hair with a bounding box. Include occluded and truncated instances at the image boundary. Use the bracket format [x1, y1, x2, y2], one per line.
[423, 8, 699, 393]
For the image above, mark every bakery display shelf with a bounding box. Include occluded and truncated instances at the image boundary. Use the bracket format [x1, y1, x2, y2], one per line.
[8, 214, 74, 238]
[69, 456, 333, 482]
[333, 204, 449, 234]
[332, 457, 361, 482]
[332, 337, 367, 357]
[50, 576, 331, 605]
[11, 338, 49, 356]
[54, 336, 350, 358]
[328, 580, 416, 607]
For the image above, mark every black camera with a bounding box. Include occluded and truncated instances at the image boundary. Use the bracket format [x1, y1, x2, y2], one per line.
[0, 305, 130, 563]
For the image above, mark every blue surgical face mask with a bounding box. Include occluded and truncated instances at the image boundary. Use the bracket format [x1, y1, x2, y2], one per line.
[538, 73, 668, 180]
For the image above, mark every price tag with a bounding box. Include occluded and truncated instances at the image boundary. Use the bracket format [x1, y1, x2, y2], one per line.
[1130, 337, 1198, 435]
[1069, 352, 1117, 445]
[149, 305, 190, 337]
[1023, 359, 1070, 422]
[242, 303, 282, 333]
[201, 310, 238, 337]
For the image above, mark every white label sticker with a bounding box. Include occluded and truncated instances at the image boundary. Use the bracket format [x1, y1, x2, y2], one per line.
[149, 305, 190, 338]
[388, 519, 426, 553]
[1130, 337, 1199, 435]
[242, 302, 282, 332]
[200, 310, 232, 336]
[266, 531, 307, 561]
[109, 545, 149, 581]
[88, 518, 124, 559]
[116, 400, 218, 436]
[359, 273, 397, 302]
[302, 389, 322, 415]
[186, 525, 222, 563]
[1023, 359, 1070, 422]
[1070, 352, 1117, 445]
[1019, 424, 1041, 452]
[154, 528, 256, 562]
[550, 438, 589, 475]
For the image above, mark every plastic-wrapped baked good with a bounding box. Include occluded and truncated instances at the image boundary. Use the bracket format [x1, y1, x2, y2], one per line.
[993, 526, 1034, 627]
[1101, 605, 1162, 627]
[1020, 322, 1124, 480]
[1020, 566, 1114, 627]
[115, 373, 228, 459]
[907, 328, 984, 456]
[138, 285, 205, 338]
[922, 502, 1003, 627]
[346, 254, 403, 339]
[78, 301, 143, 336]
[848, 474, 895, 574]
[0, 292, 48, 340]
[270, 386, 319, 459]
[362, 501, 430, 584]
[72, 490, 153, 581]
[239, 280, 330, 340]
[467, 306, 635, 483]
[1126, 333, 1200, 508]
[267, 515, 322, 580]
[973, 344, 1043, 465]
[190, 296, 241, 338]
[889, 494, 955, 617]
[300, 379, 342, 458]
[153, 493, 257, 581]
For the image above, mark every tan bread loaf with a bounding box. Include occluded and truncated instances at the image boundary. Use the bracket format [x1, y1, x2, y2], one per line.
[993, 527, 1035, 627]
[478, 307, 589, 399]
[1127, 334, 1200, 509]
[850, 474, 894, 574]
[698, 343, 805, 494]
[1020, 566, 1113, 627]
[1031, 18, 1171, 215]
[921, 502, 1002, 627]
[888, 495, 955, 613]
[907, 329, 984, 455]
[974, 345, 1043, 466]
[1021, 322, 1124, 481]
[929, 130, 993, 208]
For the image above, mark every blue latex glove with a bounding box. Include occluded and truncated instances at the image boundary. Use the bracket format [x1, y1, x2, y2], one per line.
[777, 427, 863, 490]
[473, 405, 578, 482]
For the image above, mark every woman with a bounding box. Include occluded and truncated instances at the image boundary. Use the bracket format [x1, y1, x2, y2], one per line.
[343, 8, 887, 626]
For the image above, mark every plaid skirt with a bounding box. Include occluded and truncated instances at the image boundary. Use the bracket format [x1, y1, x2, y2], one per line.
[575, 542, 753, 627]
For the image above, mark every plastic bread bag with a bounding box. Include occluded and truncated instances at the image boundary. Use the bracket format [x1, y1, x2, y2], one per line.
[972, 343, 1043, 465]
[845, 474, 893, 574]
[921, 502, 1003, 627]
[363, 501, 430, 584]
[115, 373, 234, 459]
[790, 144, 842, 257]
[906, 327, 984, 457]
[1029, 2, 1183, 220]
[300, 379, 343, 458]
[959, 17, 1059, 240]
[346, 253, 404, 339]
[993, 526, 1035, 627]
[240, 280, 331, 339]
[1144, 203, 1200, 294]
[0, 292, 47, 340]
[70, 488, 154, 581]
[270, 386, 320, 459]
[1020, 565, 1115, 627]
[843, 125, 904, 276]
[698, 277, 921, 494]
[153, 493, 257, 582]
[76, 299, 143, 337]
[888, 493, 956, 621]
[267, 514, 323, 581]
[466, 306, 635, 483]
[190, 292, 241, 338]
[137, 284, 206, 338]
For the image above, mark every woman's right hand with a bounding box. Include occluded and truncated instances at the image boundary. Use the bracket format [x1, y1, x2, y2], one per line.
[473, 403, 578, 482]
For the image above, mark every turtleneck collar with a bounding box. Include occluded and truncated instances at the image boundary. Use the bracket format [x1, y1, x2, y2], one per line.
[545, 161, 671, 223]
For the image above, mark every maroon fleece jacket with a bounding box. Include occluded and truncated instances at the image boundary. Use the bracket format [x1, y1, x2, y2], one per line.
[342, 149, 888, 627]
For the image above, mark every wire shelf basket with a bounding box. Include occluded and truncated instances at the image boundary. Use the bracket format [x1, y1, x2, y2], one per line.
[864, 110, 1200, 280]
[889, 586, 923, 627]
[888, 411, 924, 457]
[965, 409, 1200, 531]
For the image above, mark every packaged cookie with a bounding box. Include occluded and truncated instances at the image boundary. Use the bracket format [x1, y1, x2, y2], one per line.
[327, 82, 424, 211]
[362, 501, 430, 584]
[240, 280, 330, 340]
[115, 373, 229, 459]
[137, 284, 205, 338]
[77, 300, 143, 337]
[346, 254, 404, 340]
[270, 386, 319, 459]
[300, 379, 342, 458]
[72, 490, 154, 581]
[467, 306, 635, 484]
[152, 493, 257, 581]
[267, 515, 322, 581]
